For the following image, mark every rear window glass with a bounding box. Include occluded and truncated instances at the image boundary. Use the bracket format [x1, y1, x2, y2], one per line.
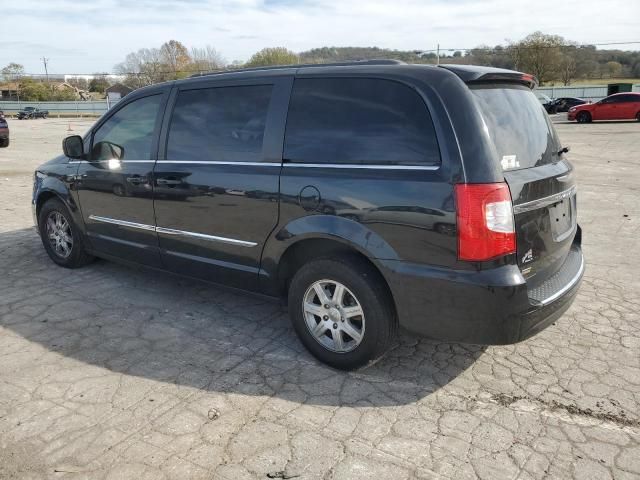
[284, 78, 440, 166]
[471, 85, 560, 171]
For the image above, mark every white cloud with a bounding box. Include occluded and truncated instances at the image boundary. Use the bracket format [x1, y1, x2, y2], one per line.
[3, 0, 637, 74]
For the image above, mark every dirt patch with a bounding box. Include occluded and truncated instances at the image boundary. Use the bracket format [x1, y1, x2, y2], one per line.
[491, 392, 640, 428]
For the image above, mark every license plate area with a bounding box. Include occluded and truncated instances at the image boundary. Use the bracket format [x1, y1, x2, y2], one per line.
[549, 195, 575, 241]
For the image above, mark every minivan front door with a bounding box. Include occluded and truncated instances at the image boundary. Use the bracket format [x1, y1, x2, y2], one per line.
[153, 78, 291, 290]
[76, 92, 167, 267]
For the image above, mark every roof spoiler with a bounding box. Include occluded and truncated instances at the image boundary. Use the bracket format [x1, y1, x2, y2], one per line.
[470, 72, 538, 89]
[439, 65, 539, 89]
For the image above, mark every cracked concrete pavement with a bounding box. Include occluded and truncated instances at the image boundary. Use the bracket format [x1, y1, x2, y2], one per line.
[0, 117, 639, 479]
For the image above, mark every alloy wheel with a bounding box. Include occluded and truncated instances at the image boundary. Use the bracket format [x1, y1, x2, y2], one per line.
[45, 211, 73, 258]
[302, 279, 365, 353]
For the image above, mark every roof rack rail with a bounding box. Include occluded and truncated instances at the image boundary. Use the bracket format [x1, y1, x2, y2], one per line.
[189, 59, 406, 78]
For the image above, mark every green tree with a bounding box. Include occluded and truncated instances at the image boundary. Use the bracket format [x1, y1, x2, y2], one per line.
[51, 88, 77, 101]
[115, 47, 166, 87]
[245, 47, 299, 67]
[89, 74, 110, 93]
[160, 40, 192, 79]
[509, 32, 566, 84]
[19, 79, 49, 101]
[1, 62, 25, 81]
[558, 47, 578, 85]
[189, 46, 225, 74]
[606, 61, 623, 78]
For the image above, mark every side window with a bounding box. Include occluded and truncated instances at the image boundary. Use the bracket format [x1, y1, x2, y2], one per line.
[167, 85, 273, 162]
[604, 96, 624, 104]
[620, 94, 639, 103]
[92, 94, 162, 160]
[284, 78, 440, 166]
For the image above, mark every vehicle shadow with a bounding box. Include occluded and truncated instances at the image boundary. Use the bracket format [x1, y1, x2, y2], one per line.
[0, 228, 485, 407]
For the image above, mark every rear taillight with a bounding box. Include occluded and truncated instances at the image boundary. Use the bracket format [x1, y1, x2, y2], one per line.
[455, 183, 516, 261]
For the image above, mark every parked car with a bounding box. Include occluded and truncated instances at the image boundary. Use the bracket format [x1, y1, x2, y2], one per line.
[568, 92, 640, 123]
[32, 62, 583, 370]
[0, 111, 9, 147]
[17, 107, 49, 120]
[547, 97, 587, 113]
[536, 92, 556, 113]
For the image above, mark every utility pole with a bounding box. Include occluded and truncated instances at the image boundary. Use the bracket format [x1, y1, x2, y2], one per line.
[436, 44, 440, 65]
[41, 56, 50, 90]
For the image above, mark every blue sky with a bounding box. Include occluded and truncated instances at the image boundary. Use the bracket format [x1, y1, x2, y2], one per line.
[2, 0, 638, 74]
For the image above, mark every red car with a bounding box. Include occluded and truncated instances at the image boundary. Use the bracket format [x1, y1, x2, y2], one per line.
[568, 92, 640, 123]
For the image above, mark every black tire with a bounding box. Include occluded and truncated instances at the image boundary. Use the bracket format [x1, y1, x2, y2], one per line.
[42, 114, 48, 119]
[577, 111, 591, 124]
[288, 255, 396, 370]
[636, 112, 640, 122]
[0, 138, 8, 148]
[38, 198, 94, 268]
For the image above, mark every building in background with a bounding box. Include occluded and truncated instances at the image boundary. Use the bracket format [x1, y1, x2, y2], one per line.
[105, 83, 134, 101]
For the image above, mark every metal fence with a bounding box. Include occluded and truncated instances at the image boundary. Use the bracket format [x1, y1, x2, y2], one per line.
[537, 84, 640, 102]
[0, 100, 115, 116]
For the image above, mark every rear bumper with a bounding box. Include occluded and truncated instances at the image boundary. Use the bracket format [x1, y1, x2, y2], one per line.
[380, 241, 584, 345]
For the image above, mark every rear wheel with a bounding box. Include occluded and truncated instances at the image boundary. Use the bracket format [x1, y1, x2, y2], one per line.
[636, 112, 640, 122]
[0, 138, 8, 148]
[577, 111, 591, 123]
[288, 256, 396, 370]
[38, 198, 94, 268]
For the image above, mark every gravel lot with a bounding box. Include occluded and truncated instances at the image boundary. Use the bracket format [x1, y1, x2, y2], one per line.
[0, 117, 639, 480]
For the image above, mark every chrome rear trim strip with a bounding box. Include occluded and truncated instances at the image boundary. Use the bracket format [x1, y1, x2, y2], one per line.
[539, 254, 585, 306]
[513, 185, 577, 214]
[88, 215, 257, 247]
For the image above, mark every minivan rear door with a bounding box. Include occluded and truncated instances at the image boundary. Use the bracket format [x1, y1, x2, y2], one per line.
[470, 84, 578, 287]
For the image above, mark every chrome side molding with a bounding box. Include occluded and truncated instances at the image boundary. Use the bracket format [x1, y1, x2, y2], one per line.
[88, 215, 257, 247]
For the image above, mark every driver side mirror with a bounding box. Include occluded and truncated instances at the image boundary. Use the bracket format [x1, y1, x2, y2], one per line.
[63, 135, 84, 159]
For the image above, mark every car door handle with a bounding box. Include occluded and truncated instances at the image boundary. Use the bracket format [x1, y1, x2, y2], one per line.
[127, 176, 146, 185]
[156, 178, 181, 186]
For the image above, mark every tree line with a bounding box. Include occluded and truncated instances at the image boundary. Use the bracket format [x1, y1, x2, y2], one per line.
[109, 34, 640, 88]
[2, 31, 640, 101]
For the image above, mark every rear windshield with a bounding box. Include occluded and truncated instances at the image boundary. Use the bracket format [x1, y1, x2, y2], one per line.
[471, 84, 560, 171]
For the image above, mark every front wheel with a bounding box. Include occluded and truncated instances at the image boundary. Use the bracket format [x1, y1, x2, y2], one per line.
[577, 111, 591, 123]
[288, 256, 396, 370]
[38, 198, 94, 268]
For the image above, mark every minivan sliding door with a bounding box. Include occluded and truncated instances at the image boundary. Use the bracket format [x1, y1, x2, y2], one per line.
[153, 77, 292, 290]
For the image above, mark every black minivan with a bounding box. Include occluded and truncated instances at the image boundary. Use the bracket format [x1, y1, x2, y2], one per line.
[33, 61, 584, 370]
